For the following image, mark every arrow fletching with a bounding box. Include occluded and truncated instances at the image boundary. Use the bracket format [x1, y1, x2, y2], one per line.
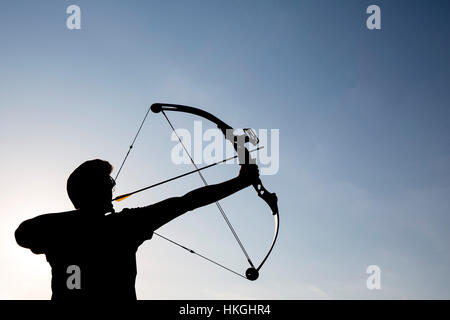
[113, 194, 131, 202]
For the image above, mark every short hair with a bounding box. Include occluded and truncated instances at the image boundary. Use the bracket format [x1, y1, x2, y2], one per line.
[67, 159, 113, 209]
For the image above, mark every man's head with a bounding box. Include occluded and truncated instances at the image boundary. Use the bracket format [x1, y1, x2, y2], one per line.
[67, 159, 115, 212]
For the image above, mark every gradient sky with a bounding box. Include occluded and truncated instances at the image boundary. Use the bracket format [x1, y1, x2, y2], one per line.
[1, 0, 449, 299]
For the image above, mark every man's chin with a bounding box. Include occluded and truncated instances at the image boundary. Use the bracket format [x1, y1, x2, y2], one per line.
[92, 203, 114, 214]
[104, 203, 114, 213]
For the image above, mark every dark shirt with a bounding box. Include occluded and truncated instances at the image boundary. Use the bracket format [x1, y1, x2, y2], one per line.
[15, 199, 188, 300]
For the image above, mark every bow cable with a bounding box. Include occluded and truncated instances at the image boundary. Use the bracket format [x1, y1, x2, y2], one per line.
[115, 106, 152, 181]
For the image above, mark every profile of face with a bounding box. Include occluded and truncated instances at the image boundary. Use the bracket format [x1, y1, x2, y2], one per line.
[67, 159, 116, 214]
[82, 176, 116, 214]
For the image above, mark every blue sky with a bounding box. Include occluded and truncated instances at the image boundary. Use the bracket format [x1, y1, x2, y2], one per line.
[0, 0, 449, 299]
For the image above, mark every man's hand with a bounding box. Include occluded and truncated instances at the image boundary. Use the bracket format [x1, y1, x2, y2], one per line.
[238, 164, 260, 187]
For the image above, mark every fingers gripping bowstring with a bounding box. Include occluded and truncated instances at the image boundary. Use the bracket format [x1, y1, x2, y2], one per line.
[160, 111, 256, 269]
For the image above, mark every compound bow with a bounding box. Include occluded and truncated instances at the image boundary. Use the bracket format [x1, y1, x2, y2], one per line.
[114, 103, 279, 281]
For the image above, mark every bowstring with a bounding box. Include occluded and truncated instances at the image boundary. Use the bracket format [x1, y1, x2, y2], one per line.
[115, 106, 152, 182]
[153, 232, 246, 279]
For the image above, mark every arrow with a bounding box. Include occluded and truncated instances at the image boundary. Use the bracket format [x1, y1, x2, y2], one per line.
[112, 146, 263, 202]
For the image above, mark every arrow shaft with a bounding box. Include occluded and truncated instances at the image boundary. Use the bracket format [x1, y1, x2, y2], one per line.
[112, 146, 263, 202]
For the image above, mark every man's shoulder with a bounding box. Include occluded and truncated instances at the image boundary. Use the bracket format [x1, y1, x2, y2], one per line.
[115, 206, 153, 215]
[29, 209, 79, 222]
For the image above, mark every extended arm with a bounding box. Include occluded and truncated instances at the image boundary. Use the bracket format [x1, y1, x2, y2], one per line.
[182, 175, 248, 210]
[135, 165, 259, 231]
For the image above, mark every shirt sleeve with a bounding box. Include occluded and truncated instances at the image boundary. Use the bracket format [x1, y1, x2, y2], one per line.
[119, 196, 192, 243]
[15, 212, 68, 254]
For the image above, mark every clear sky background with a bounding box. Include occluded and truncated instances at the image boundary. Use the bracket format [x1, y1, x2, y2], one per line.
[1, 0, 449, 299]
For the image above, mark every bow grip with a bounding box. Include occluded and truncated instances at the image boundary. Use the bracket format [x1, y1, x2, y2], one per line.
[254, 181, 278, 215]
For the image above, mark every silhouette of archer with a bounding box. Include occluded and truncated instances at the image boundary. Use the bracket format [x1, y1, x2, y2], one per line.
[15, 159, 259, 300]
